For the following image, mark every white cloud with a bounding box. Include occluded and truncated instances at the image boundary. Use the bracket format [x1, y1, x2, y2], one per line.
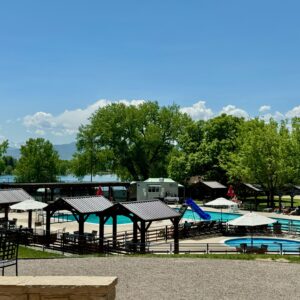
[180, 101, 213, 120]
[286, 106, 300, 118]
[259, 105, 271, 113]
[22, 99, 147, 137]
[260, 111, 285, 122]
[219, 105, 249, 119]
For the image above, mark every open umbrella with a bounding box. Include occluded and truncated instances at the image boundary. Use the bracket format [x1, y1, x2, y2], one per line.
[10, 199, 48, 229]
[227, 212, 276, 246]
[205, 197, 237, 221]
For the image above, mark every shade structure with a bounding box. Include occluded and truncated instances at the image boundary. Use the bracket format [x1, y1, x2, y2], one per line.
[10, 200, 48, 229]
[10, 199, 48, 211]
[227, 212, 276, 247]
[205, 197, 237, 221]
[205, 197, 236, 207]
[227, 212, 276, 227]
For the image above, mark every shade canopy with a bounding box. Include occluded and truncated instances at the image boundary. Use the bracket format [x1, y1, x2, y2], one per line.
[10, 199, 48, 211]
[227, 212, 276, 227]
[205, 197, 236, 207]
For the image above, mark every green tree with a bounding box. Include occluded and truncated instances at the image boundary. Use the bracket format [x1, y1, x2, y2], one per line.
[0, 140, 9, 174]
[75, 101, 191, 181]
[168, 114, 244, 183]
[225, 119, 296, 206]
[14, 138, 60, 182]
[2, 156, 17, 175]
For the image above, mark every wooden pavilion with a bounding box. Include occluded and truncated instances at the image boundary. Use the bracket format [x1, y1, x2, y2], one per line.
[44, 197, 181, 254]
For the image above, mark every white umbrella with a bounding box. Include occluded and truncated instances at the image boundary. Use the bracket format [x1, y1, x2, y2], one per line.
[10, 200, 48, 229]
[227, 212, 276, 246]
[205, 197, 237, 221]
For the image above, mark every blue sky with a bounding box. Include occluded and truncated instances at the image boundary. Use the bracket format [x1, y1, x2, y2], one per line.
[0, 0, 300, 145]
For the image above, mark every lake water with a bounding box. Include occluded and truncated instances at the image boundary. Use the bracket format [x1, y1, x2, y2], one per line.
[0, 174, 119, 183]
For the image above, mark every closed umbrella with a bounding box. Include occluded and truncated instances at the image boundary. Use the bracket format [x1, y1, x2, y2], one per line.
[227, 212, 276, 246]
[205, 197, 237, 221]
[10, 200, 48, 229]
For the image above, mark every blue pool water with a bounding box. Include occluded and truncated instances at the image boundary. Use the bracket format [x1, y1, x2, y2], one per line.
[58, 207, 300, 227]
[183, 209, 300, 227]
[225, 237, 300, 252]
[60, 214, 132, 225]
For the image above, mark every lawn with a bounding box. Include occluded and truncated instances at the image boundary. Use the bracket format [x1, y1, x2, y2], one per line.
[19, 246, 64, 259]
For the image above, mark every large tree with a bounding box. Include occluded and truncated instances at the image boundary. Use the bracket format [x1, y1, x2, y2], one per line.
[74, 101, 191, 181]
[225, 118, 298, 206]
[168, 114, 244, 183]
[14, 138, 60, 182]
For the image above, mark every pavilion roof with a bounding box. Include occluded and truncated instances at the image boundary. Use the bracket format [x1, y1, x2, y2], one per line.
[120, 200, 180, 221]
[0, 188, 34, 205]
[46, 195, 113, 214]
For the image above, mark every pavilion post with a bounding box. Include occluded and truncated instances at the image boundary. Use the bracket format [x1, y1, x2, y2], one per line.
[140, 221, 146, 253]
[173, 218, 179, 254]
[99, 215, 105, 253]
[112, 214, 117, 248]
[4, 206, 9, 220]
[78, 214, 84, 236]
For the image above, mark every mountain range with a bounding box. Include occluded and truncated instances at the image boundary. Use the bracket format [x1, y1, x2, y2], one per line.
[6, 142, 77, 160]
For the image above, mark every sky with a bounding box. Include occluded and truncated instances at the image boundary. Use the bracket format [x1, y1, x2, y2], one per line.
[0, 0, 300, 146]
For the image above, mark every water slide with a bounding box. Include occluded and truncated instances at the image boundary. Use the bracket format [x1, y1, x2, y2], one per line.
[185, 198, 211, 220]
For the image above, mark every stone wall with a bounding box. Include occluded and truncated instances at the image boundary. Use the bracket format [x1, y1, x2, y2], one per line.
[0, 276, 118, 300]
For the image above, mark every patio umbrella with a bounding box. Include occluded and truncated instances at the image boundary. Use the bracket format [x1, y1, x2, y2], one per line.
[10, 199, 48, 229]
[227, 212, 276, 246]
[205, 197, 237, 221]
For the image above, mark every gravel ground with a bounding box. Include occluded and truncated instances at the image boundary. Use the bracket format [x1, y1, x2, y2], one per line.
[5, 257, 300, 300]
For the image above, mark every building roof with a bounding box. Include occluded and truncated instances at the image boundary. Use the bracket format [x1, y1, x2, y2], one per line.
[144, 178, 176, 183]
[0, 188, 34, 205]
[47, 195, 114, 214]
[201, 181, 227, 189]
[243, 183, 264, 192]
[120, 200, 180, 221]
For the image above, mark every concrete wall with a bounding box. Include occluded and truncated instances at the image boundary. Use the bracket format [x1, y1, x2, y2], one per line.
[0, 276, 118, 300]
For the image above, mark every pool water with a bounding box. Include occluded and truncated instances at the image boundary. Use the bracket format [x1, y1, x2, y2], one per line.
[225, 237, 300, 252]
[58, 207, 300, 228]
[59, 214, 132, 225]
[183, 209, 300, 227]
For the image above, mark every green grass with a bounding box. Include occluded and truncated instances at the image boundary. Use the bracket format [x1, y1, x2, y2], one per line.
[17, 246, 300, 263]
[19, 246, 64, 259]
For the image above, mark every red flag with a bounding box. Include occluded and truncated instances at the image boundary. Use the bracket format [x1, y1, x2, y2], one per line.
[96, 185, 104, 196]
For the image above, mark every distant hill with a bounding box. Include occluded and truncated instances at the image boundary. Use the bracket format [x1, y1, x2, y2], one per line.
[6, 142, 77, 160]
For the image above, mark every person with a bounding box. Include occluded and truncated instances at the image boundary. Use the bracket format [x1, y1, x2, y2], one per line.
[96, 185, 104, 196]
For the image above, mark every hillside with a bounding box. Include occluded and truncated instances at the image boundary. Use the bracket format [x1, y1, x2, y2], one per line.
[6, 142, 77, 160]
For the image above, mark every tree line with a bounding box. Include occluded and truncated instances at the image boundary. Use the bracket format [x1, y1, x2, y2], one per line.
[1, 101, 300, 205]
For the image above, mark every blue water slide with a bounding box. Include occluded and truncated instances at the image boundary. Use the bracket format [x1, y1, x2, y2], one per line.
[185, 198, 211, 220]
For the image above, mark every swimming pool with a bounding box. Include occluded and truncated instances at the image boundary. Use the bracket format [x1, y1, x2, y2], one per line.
[225, 237, 300, 252]
[183, 209, 300, 227]
[58, 207, 300, 228]
[59, 214, 132, 225]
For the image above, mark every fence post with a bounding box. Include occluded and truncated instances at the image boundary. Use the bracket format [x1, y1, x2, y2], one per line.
[206, 243, 209, 254]
[170, 243, 172, 254]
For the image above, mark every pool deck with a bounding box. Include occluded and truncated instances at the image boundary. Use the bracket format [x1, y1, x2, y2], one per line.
[2, 206, 300, 248]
